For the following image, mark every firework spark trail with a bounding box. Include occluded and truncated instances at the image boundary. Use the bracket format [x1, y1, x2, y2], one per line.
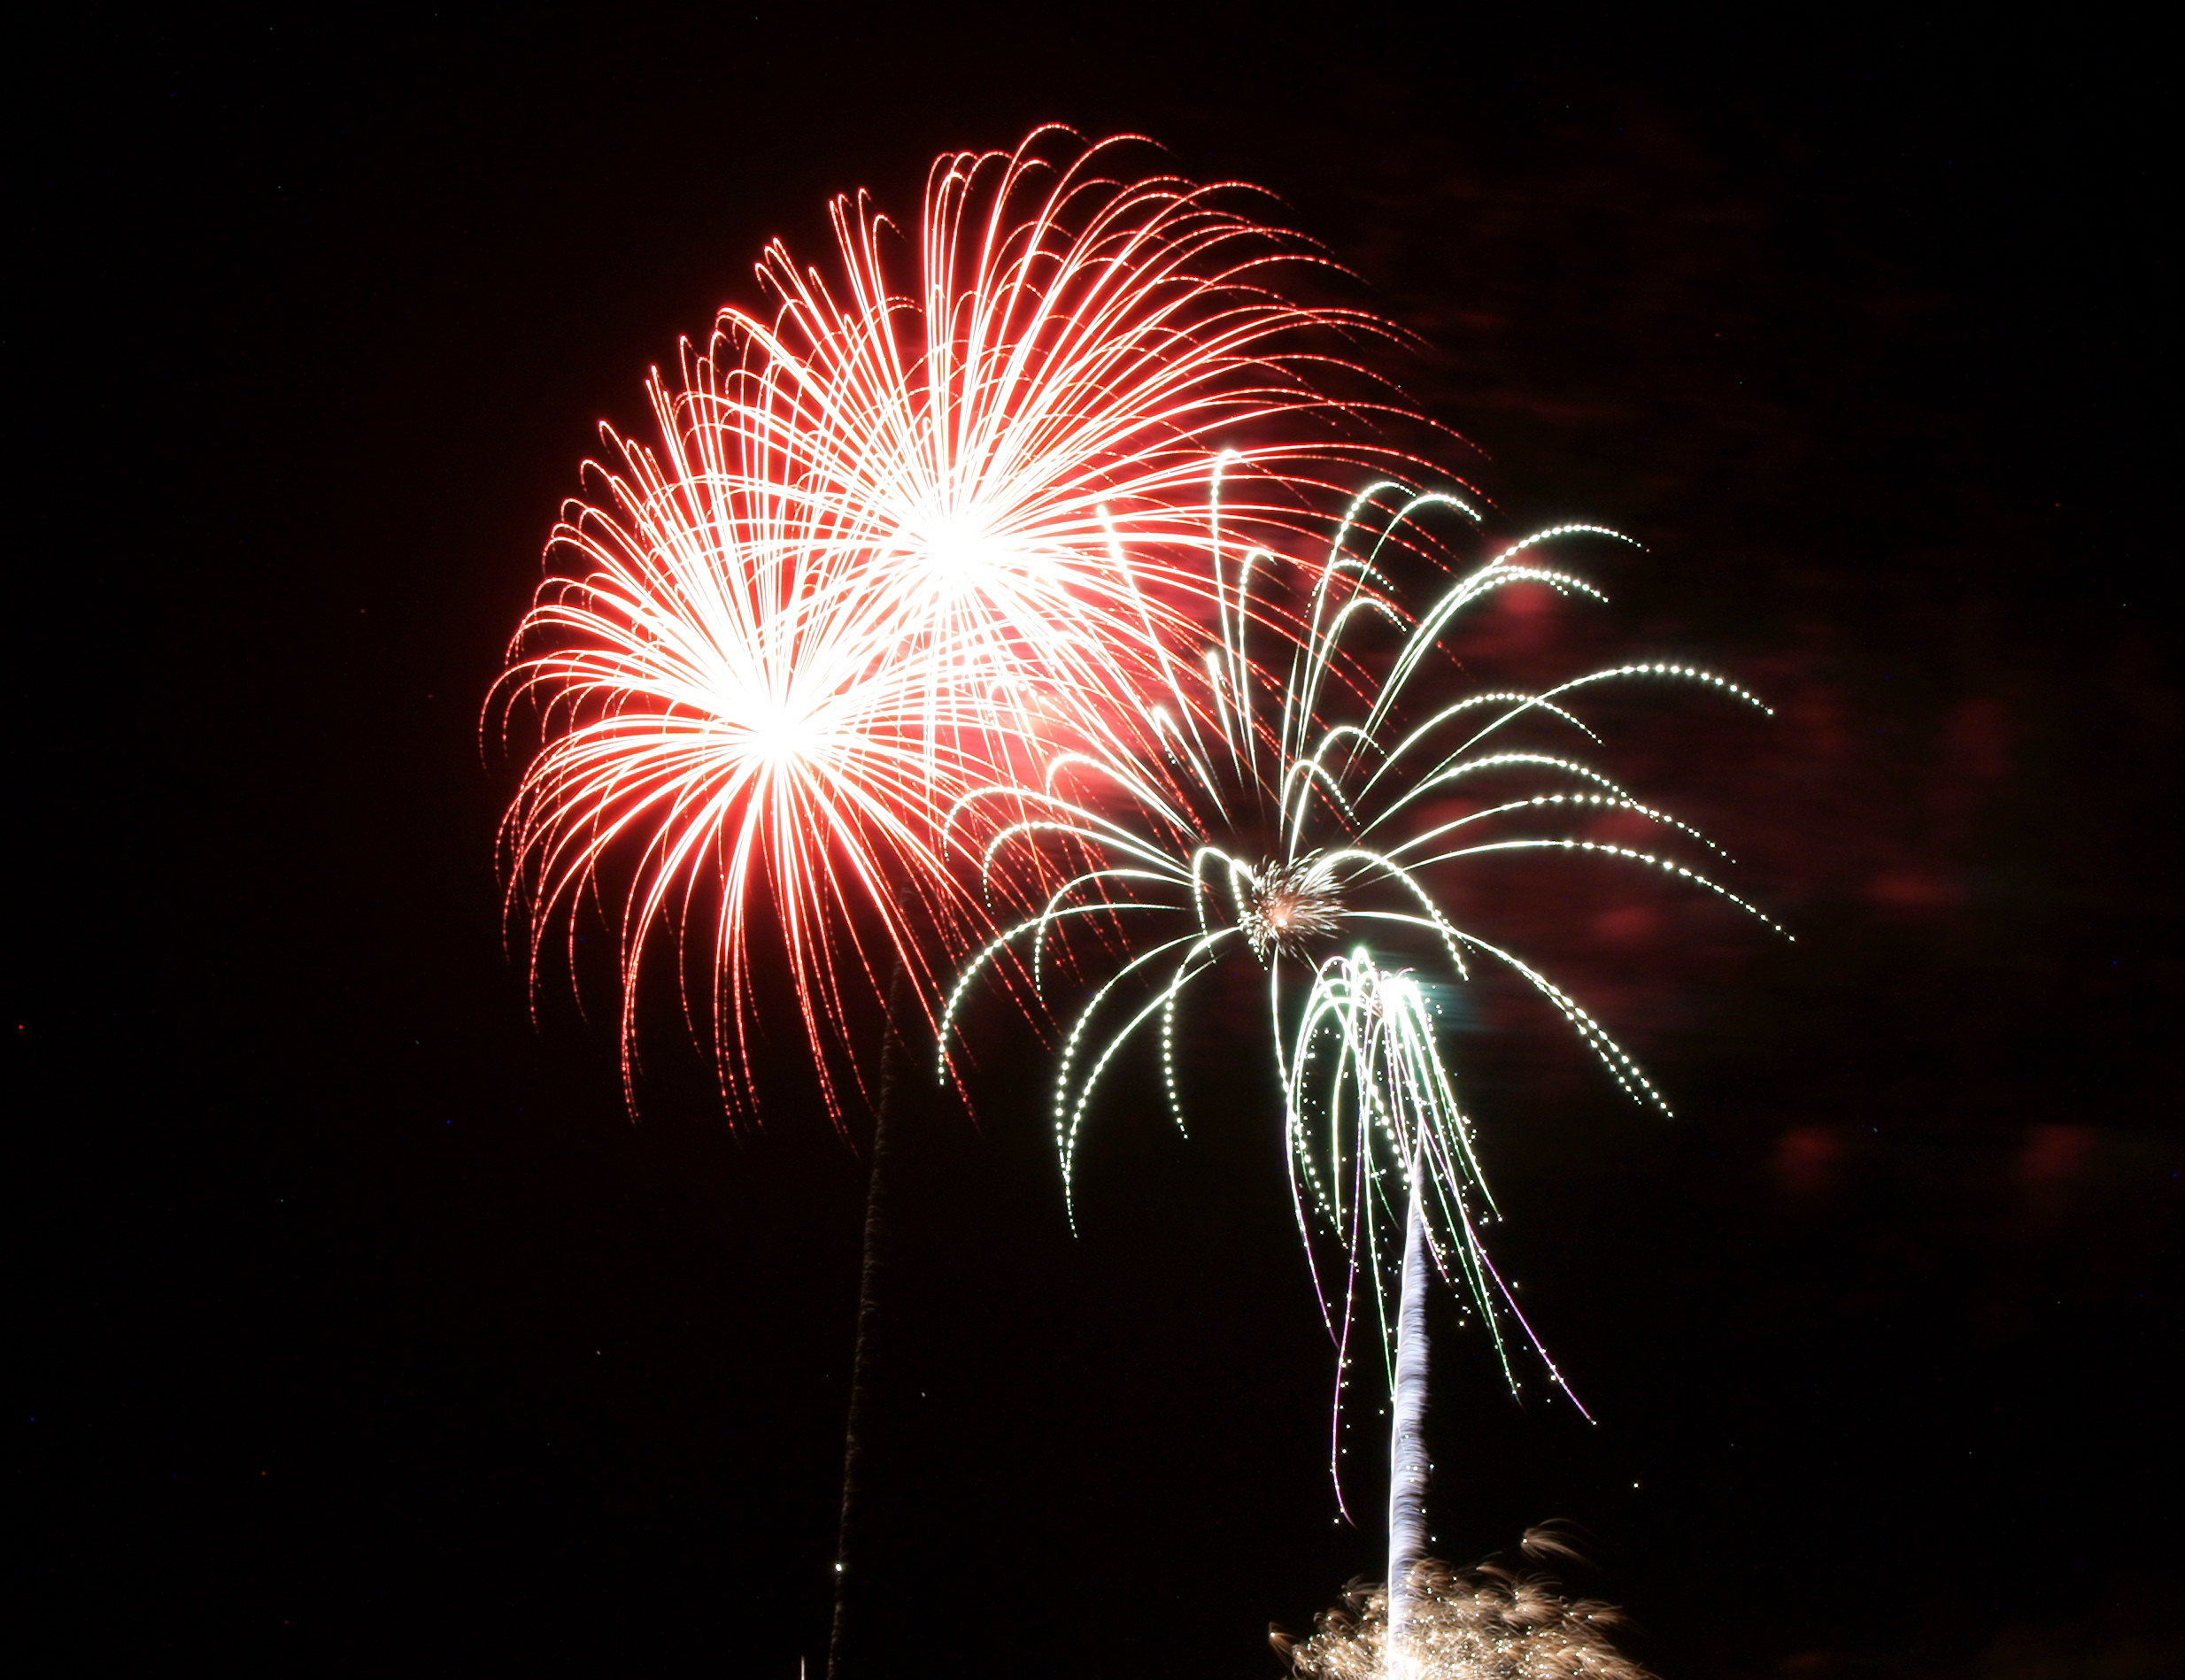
[494, 130, 1412, 1119]
[497, 395, 992, 1118]
[708, 127, 1436, 781]
[938, 480, 1780, 1499]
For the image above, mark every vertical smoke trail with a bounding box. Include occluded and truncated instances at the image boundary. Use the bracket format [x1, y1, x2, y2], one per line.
[828, 963, 907, 1680]
[1385, 1144, 1432, 1674]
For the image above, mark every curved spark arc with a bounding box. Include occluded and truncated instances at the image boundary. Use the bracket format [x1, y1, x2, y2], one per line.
[938, 482, 1778, 1499]
[712, 129, 1436, 769]
[496, 383, 1000, 1118]
[494, 130, 1425, 1121]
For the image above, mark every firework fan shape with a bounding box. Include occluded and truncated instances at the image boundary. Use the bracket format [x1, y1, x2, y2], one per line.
[939, 479, 1781, 1460]
[720, 125, 1416, 712]
[494, 130, 1407, 1119]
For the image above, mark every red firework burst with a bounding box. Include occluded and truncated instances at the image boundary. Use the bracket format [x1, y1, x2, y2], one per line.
[495, 128, 1409, 1119]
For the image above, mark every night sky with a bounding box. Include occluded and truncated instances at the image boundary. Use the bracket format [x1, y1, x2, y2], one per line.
[22, 9, 2179, 1676]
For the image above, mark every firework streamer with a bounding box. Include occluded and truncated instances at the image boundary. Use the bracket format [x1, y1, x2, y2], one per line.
[493, 128, 1424, 1677]
[940, 478, 1778, 1652]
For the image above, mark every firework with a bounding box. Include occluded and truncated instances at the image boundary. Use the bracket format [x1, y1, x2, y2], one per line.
[721, 127, 1414, 695]
[939, 477, 1778, 1469]
[494, 130, 1403, 1118]
[1291, 957, 1468, 1646]
[1272, 1543, 1657, 1680]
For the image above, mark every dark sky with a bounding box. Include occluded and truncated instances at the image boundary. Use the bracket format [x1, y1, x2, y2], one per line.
[21, 7, 2179, 1676]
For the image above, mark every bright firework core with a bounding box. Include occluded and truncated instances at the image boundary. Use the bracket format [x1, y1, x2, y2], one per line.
[1240, 853, 1345, 961]
[734, 695, 822, 769]
[901, 507, 1008, 599]
[497, 127, 1397, 1121]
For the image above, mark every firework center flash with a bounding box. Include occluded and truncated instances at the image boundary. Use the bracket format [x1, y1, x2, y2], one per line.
[1240, 853, 1346, 962]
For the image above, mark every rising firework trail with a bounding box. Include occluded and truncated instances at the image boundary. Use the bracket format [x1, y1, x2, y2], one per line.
[939, 475, 1778, 1664]
[1288, 958, 1461, 1658]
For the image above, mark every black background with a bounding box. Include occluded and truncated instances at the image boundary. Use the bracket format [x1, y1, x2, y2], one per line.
[19, 6, 2180, 1676]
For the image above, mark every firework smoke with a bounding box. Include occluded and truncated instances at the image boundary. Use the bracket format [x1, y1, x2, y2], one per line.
[1273, 1534, 1656, 1680]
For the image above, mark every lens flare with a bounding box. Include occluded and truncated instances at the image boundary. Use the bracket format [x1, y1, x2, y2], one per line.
[494, 130, 1408, 1118]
